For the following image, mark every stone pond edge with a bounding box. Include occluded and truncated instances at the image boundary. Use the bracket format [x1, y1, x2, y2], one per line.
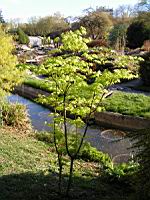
[14, 84, 150, 131]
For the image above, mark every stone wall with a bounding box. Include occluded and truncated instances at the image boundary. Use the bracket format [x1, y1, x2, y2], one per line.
[14, 84, 150, 130]
[95, 112, 150, 130]
[14, 84, 54, 111]
[14, 84, 50, 99]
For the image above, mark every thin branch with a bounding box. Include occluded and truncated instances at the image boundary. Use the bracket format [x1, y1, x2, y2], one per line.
[74, 91, 96, 157]
[63, 92, 72, 158]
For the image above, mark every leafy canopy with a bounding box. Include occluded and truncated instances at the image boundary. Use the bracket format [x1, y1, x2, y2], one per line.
[60, 27, 90, 53]
[32, 28, 139, 195]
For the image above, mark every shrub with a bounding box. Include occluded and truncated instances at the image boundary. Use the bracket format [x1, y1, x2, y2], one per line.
[127, 129, 150, 199]
[35, 131, 111, 164]
[103, 161, 139, 185]
[126, 21, 146, 49]
[139, 52, 150, 86]
[17, 28, 29, 45]
[0, 26, 23, 97]
[1, 101, 31, 130]
[79, 141, 111, 165]
[35, 131, 53, 143]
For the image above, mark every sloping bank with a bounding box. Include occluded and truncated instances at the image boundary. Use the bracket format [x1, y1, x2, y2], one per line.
[14, 84, 150, 130]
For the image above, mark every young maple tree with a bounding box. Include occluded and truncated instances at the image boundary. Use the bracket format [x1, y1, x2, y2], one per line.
[35, 27, 136, 196]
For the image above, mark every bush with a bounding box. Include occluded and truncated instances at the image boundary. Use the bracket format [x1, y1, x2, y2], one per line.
[1, 101, 31, 130]
[139, 52, 150, 86]
[127, 129, 150, 199]
[0, 26, 23, 97]
[103, 161, 139, 185]
[82, 47, 141, 75]
[79, 142, 112, 167]
[35, 131, 53, 143]
[17, 28, 29, 45]
[126, 21, 147, 49]
[35, 131, 111, 164]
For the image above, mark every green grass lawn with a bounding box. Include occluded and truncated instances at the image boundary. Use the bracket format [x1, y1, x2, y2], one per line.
[24, 78, 53, 93]
[0, 127, 134, 200]
[0, 129, 51, 175]
[102, 91, 150, 118]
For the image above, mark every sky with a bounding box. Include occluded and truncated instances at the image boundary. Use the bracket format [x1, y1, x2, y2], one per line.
[0, 0, 139, 22]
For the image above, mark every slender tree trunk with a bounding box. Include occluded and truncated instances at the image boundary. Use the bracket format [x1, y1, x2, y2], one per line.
[0, 105, 3, 126]
[53, 119, 63, 194]
[66, 158, 74, 197]
[58, 155, 62, 194]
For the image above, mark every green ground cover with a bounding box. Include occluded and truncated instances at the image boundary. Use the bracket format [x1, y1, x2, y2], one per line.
[0, 127, 134, 200]
[103, 91, 150, 118]
[24, 78, 53, 93]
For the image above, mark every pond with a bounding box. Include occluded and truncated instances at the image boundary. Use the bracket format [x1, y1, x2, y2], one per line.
[8, 94, 133, 160]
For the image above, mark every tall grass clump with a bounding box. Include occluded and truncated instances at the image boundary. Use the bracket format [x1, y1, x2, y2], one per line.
[1, 101, 32, 131]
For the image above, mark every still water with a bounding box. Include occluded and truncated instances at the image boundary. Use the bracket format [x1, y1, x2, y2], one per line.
[8, 94, 133, 158]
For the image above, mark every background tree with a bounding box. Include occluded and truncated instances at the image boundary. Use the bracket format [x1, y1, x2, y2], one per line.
[138, 0, 150, 11]
[79, 9, 112, 40]
[0, 10, 5, 24]
[139, 52, 150, 86]
[22, 17, 39, 36]
[109, 23, 128, 50]
[126, 11, 150, 49]
[126, 21, 145, 49]
[17, 28, 29, 45]
[113, 4, 135, 23]
[138, 11, 150, 42]
[20, 13, 69, 36]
